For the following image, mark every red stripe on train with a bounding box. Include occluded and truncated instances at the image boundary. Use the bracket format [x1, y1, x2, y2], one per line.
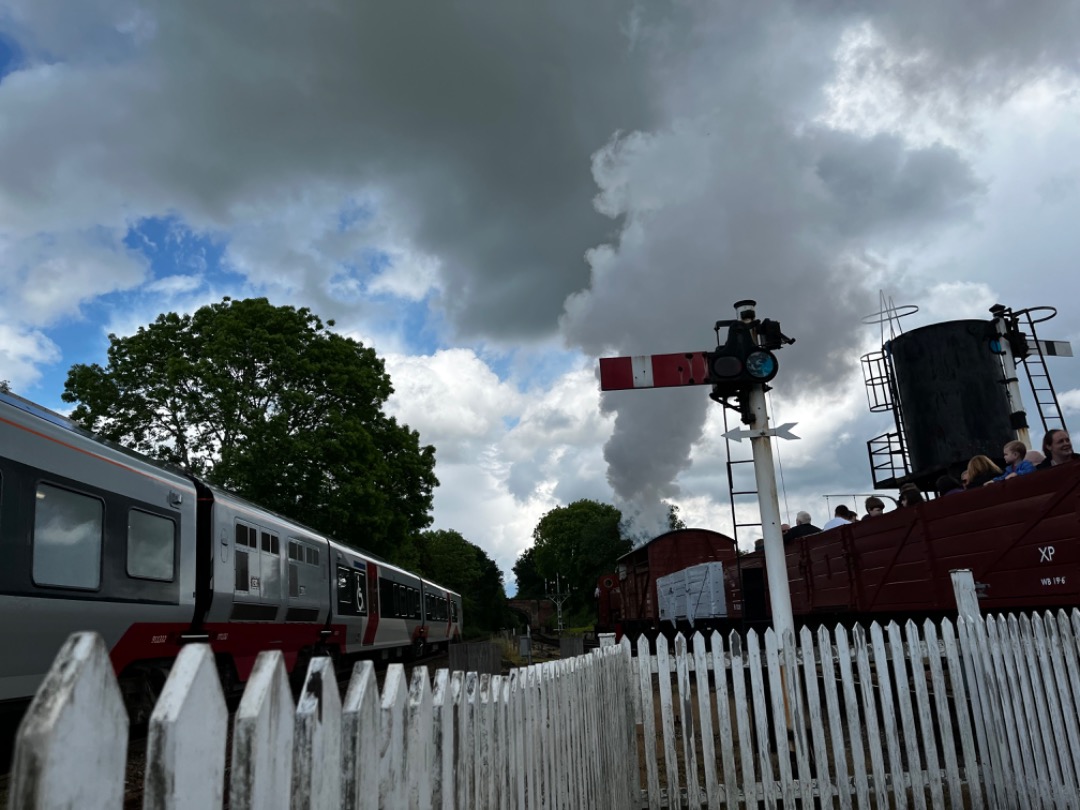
[361, 563, 380, 646]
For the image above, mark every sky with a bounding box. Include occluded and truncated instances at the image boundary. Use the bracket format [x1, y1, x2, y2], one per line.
[3, 1, 1080, 596]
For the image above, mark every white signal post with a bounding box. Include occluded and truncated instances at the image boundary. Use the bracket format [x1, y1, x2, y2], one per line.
[746, 382, 795, 642]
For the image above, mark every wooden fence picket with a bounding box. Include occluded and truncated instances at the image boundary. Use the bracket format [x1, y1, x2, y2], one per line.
[457, 671, 476, 810]
[710, 630, 739, 809]
[292, 656, 342, 810]
[764, 629, 795, 807]
[747, 630, 776, 808]
[143, 643, 227, 810]
[832, 624, 868, 810]
[815, 625, 850, 810]
[799, 626, 833, 810]
[854, 624, 889, 808]
[655, 633, 680, 807]
[230, 650, 294, 810]
[405, 666, 434, 810]
[887, 621, 925, 810]
[431, 668, 455, 810]
[378, 664, 407, 809]
[869, 623, 905, 809]
[904, 620, 943, 809]
[8, 632, 128, 810]
[729, 631, 758, 806]
[923, 620, 963, 809]
[986, 615, 1035, 810]
[782, 628, 814, 808]
[674, 633, 701, 808]
[939, 618, 984, 809]
[1005, 615, 1055, 809]
[342, 660, 378, 810]
[635, 633, 661, 809]
[692, 632, 719, 806]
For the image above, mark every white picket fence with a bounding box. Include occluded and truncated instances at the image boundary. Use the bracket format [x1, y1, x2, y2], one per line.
[7, 635, 637, 810]
[9, 579, 1080, 807]
[628, 611, 1080, 808]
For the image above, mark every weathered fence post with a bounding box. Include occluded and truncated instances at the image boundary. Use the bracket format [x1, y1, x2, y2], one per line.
[8, 632, 129, 810]
[292, 656, 342, 809]
[342, 660, 378, 810]
[144, 643, 227, 810]
[379, 664, 408, 808]
[431, 668, 456, 810]
[405, 666, 434, 809]
[950, 568, 981, 621]
[230, 650, 294, 810]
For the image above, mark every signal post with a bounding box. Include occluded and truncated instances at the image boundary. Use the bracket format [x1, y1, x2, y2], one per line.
[599, 299, 798, 642]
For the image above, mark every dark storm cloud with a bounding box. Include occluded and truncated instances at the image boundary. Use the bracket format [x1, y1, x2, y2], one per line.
[0, 0, 689, 341]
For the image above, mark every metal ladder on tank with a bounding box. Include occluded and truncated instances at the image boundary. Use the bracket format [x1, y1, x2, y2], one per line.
[1015, 308, 1068, 432]
[861, 293, 915, 486]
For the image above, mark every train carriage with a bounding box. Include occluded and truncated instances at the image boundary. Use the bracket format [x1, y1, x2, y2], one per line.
[0, 390, 461, 714]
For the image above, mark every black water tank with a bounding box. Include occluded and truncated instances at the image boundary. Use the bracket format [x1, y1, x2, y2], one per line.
[889, 319, 1012, 475]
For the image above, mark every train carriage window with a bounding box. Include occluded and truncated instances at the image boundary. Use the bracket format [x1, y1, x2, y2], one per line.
[127, 509, 175, 581]
[261, 531, 272, 552]
[235, 552, 249, 591]
[451, 600, 458, 623]
[32, 484, 103, 590]
[289, 541, 299, 560]
[271, 535, 279, 555]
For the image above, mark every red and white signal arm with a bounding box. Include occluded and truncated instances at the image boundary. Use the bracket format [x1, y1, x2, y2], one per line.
[599, 351, 713, 391]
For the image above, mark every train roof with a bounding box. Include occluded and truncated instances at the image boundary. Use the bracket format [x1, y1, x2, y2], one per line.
[618, 527, 737, 562]
[0, 389, 194, 485]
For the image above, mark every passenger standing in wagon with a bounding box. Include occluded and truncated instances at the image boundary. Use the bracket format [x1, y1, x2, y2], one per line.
[1036, 429, 1079, 469]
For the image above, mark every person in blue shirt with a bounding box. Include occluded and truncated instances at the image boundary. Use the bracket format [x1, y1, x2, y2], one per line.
[990, 440, 1036, 483]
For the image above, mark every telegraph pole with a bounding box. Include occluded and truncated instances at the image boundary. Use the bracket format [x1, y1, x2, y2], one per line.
[545, 574, 571, 634]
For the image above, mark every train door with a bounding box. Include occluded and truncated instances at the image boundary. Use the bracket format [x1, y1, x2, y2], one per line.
[741, 568, 767, 623]
[233, 521, 280, 619]
[256, 529, 281, 601]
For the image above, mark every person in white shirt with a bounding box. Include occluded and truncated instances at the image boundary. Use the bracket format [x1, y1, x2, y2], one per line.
[821, 504, 856, 531]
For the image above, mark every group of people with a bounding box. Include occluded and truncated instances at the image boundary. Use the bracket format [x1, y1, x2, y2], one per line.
[940, 428, 1077, 494]
[781, 428, 1076, 543]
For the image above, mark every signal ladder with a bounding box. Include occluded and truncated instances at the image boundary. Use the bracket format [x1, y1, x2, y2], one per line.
[1014, 307, 1069, 433]
[723, 406, 763, 548]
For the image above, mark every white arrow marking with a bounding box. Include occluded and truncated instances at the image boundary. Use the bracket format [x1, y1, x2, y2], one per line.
[722, 422, 800, 442]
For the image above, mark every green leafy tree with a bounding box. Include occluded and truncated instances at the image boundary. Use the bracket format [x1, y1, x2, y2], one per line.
[667, 503, 686, 530]
[531, 500, 630, 617]
[62, 297, 437, 557]
[511, 546, 545, 599]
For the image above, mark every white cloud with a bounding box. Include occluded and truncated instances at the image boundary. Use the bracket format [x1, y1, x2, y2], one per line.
[0, 325, 61, 390]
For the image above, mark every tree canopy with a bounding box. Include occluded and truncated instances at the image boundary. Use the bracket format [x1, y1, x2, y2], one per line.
[531, 499, 631, 621]
[511, 546, 545, 600]
[63, 297, 438, 557]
